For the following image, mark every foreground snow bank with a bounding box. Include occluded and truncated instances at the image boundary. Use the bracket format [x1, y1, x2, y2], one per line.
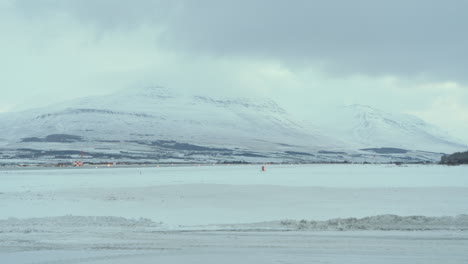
[2, 215, 468, 233]
[0, 216, 163, 234]
[2, 215, 468, 264]
[247, 214, 468, 231]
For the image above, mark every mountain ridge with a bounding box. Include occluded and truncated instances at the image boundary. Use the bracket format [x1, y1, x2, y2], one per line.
[0, 86, 465, 165]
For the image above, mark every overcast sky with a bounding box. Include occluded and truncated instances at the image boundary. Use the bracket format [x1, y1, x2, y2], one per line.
[1, 0, 468, 141]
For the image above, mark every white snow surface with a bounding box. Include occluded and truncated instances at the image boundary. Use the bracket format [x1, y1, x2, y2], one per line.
[1, 164, 468, 263]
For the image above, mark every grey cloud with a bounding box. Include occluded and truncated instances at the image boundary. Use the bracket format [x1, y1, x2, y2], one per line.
[13, 0, 177, 29]
[12, 0, 468, 82]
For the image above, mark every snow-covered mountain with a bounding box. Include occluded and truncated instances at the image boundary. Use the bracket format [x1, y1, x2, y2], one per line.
[0, 86, 337, 149]
[312, 104, 466, 153]
[0, 87, 465, 165]
[0, 86, 341, 164]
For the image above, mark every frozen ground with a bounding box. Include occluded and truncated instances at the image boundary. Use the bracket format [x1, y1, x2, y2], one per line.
[1, 164, 468, 263]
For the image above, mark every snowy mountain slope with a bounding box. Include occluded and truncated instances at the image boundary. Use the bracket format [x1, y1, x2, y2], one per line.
[0, 86, 337, 150]
[313, 104, 467, 153]
[0, 87, 465, 164]
[0, 86, 347, 164]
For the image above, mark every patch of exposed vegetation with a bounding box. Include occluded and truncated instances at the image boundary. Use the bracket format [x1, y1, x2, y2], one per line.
[440, 151, 468, 165]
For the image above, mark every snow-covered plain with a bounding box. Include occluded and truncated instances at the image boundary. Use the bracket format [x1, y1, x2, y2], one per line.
[1, 164, 468, 263]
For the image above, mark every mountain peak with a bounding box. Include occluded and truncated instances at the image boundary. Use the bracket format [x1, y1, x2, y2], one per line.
[345, 104, 382, 113]
[121, 85, 176, 99]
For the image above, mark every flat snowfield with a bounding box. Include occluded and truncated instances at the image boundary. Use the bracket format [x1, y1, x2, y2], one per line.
[1, 164, 468, 263]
